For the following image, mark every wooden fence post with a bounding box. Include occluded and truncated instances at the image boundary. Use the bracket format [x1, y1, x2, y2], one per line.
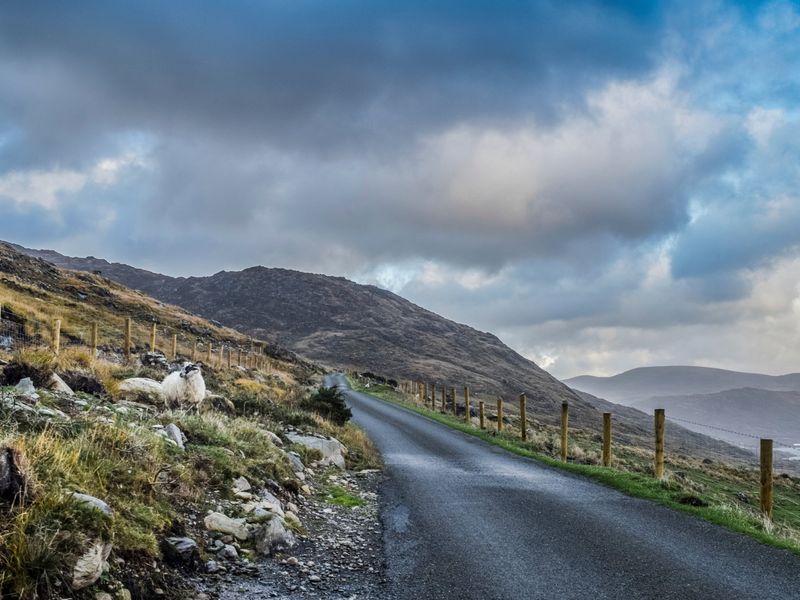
[760, 439, 773, 520]
[602, 413, 612, 467]
[150, 323, 157, 352]
[418, 382, 423, 404]
[237, 348, 242, 367]
[450, 386, 456, 416]
[192, 340, 197, 362]
[206, 343, 212, 364]
[497, 398, 503, 432]
[171, 334, 178, 360]
[560, 402, 569, 462]
[654, 408, 665, 479]
[519, 393, 527, 441]
[90, 322, 99, 357]
[479, 401, 485, 429]
[124, 318, 132, 361]
[227, 347, 232, 368]
[51, 319, 61, 355]
[464, 386, 471, 422]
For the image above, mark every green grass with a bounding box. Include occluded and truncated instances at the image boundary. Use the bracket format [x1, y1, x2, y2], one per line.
[323, 485, 365, 507]
[348, 377, 800, 556]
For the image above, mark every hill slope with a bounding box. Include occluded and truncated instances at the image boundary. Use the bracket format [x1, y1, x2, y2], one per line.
[14, 243, 581, 412]
[565, 366, 800, 403]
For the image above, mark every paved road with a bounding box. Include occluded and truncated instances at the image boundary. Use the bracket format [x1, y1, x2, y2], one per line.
[325, 374, 800, 600]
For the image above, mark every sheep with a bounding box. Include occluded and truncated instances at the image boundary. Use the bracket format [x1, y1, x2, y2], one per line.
[162, 362, 206, 410]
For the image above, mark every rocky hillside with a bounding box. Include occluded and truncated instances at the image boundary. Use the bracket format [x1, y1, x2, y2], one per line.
[0, 242, 383, 600]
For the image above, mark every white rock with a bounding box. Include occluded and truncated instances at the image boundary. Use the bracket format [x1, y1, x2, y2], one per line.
[117, 378, 164, 404]
[286, 502, 300, 514]
[284, 511, 302, 529]
[72, 540, 112, 590]
[14, 377, 36, 395]
[254, 516, 296, 555]
[204, 512, 249, 541]
[265, 431, 283, 446]
[232, 476, 251, 493]
[72, 492, 113, 515]
[285, 433, 347, 469]
[219, 544, 239, 560]
[163, 423, 185, 450]
[48, 373, 74, 395]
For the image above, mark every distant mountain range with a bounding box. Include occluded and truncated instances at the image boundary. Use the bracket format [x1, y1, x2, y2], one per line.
[565, 366, 800, 454]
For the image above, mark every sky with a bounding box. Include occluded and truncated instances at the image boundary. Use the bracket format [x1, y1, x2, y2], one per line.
[2, 1, 800, 379]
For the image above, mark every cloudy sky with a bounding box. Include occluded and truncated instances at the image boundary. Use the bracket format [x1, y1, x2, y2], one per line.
[2, 1, 800, 378]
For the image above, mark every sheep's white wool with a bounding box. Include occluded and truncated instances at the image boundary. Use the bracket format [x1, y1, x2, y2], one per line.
[162, 363, 206, 408]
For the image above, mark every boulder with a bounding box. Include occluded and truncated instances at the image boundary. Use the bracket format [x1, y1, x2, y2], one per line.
[48, 373, 74, 395]
[286, 451, 304, 473]
[254, 516, 296, 555]
[161, 537, 200, 569]
[265, 431, 283, 447]
[72, 540, 112, 590]
[71, 492, 113, 516]
[218, 544, 239, 560]
[204, 512, 249, 541]
[117, 378, 164, 404]
[286, 433, 347, 469]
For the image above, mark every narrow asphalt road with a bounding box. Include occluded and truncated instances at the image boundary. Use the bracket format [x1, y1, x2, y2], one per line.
[325, 374, 800, 600]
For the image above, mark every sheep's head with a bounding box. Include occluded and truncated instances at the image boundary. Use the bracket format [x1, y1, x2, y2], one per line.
[180, 363, 202, 380]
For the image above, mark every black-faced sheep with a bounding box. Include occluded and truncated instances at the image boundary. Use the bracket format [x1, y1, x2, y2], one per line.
[162, 363, 206, 409]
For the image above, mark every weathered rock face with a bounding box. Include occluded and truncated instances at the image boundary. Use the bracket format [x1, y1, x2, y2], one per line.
[160, 537, 200, 569]
[0, 446, 35, 506]
[117, 378, 164, 404]
[204, 512, 250, 541]
[254, 516, 296, 555]
[72, 539, 112, 590]
[286, 433, 347, 469]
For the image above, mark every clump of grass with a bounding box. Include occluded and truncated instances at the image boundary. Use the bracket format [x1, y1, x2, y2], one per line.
[324, 485, 365, 508]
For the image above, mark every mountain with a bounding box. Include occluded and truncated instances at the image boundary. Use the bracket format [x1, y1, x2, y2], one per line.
[6, 241, 763, 463]
[564, 366, 800, 404]
[632, 388, 800, 450]
[11, 243, 580, 412]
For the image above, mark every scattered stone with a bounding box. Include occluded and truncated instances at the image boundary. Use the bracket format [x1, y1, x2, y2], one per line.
[14, 377, 37, 398]
[265, 431, 283, 447]
[48, 372, 75, 395]
[163, 423, 186, 450]
[219, 544, 239, 560]
[71, 492, 113, 515]
[285, 433, 347, 469]
[206, 560, 223, 574]
[284, 511, 302, 529]
[72, 540, 112, 590]
[232, 476, 252, 493]
[286, 556, 299, 567]
[254, 516, 296, 555]
[204, 512, 250, 541]
[161, 537, 200, 568]
[286, 452, 304, 473]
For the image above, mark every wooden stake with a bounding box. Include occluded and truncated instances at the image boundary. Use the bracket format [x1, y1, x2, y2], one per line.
[227, 347, 232, 368]
[760, 439, 773, 520]
[124, 318, 132, 361]
[171, 334, 178, 360]
[450, 386, 456, 416]
[497, 398, 503, 432]
[207, 343, 212, 364]
[150, 323, 157, 352]
[52, 319, 61, 355]
[90, 322, 99, 358]
[602, 412, 612, 467]
[237, 348, 242, 366]
[654, 408, 665, 479]
[192, 340, 197, 362]
[464, 386, 471, 422]
[519, 393, 527, 441]
[479, 401, 485, 429]
[560, 402, 569, 462]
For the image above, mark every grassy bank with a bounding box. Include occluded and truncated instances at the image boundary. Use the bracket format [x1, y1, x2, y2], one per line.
[348, 377, 800, 556]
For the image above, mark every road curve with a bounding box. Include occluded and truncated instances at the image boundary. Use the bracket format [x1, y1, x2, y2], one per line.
[325, 374, 800, 600]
